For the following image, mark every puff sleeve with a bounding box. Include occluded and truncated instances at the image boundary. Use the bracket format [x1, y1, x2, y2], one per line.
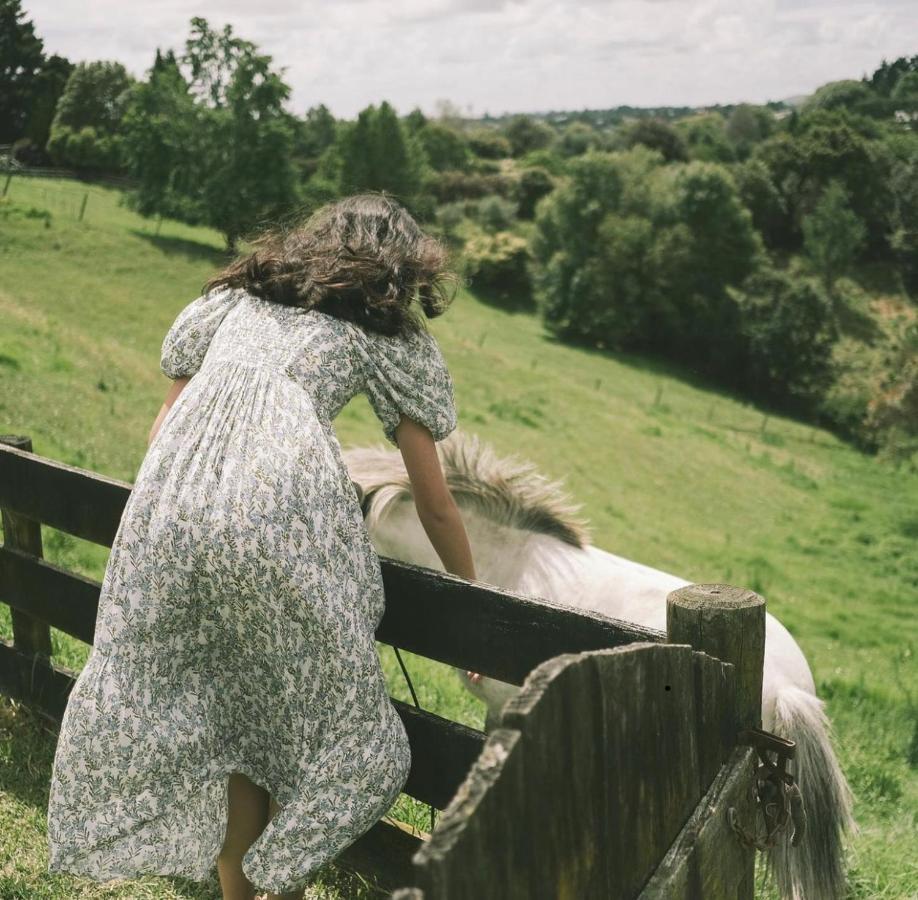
[159, 287, 240, 379]
[348, 323, 459, 446]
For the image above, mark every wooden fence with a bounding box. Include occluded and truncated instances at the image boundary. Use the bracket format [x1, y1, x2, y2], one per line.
[0, 435, 765, 897]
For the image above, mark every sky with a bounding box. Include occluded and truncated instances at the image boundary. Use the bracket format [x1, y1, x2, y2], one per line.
[23, 0, 918, 119]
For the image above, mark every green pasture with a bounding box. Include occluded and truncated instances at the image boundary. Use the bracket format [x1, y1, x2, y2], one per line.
[0, 175, 915, 898]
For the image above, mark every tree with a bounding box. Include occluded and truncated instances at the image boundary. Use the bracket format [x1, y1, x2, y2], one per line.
[514, 166, 554, 219]
[891, 70, 918, 114]
[733, 266, 838, 408]
[121, 50, 207, 224]
[47, 61, 134, 170]
[751, 109, 891, 255]
[802, 80, 875, 114]
[22, 53, 73, 155]
[122, 19, 299, 251]
[725, 104, 774, 159]
[503, 115, 556, 157]
[654, 161, 762, 365]
[0, 0, 48, 143]
[417, 122, 471, 172]
[675, 112, 735, 163]
[403, 106, 427, 134]
[298, 104, 337, 157]
[887, 133, 918, 295]
[467, 128, 512, 159]
[558, 121, 599, 157]
[291, 103, 337, 179]
[869, 55, 918, 97]
[338, 101, 428, 212]
[531, 150, 760, 375]
[618, 118, 688, 162]
[732, 158, 788, 250]
[802, 180, 867, 295]
[187, 23, 298, 250]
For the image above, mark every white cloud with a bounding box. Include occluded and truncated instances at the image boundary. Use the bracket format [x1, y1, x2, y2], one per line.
[22, 0, 918, 118]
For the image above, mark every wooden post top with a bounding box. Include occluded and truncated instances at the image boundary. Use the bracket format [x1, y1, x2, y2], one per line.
[666, 583, 766, 733]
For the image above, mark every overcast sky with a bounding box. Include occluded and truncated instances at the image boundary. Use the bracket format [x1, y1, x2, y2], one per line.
[23, 0, 918, 119]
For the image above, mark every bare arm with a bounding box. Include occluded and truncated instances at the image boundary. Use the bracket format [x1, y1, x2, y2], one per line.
[148, 376, 192, 445]
[393, 415, 477, 582]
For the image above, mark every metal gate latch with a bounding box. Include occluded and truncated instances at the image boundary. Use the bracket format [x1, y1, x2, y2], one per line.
[727, 727, 807, 850]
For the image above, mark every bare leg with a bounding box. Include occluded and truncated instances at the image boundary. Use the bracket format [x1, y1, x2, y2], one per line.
[263, 795, 306, 900]
[218, 772, 270, 900]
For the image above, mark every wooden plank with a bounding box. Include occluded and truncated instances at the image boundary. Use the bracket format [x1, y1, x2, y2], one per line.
[638, 746, 758, 899]
[0, 546, 99, 644]
[411, 728, 524, 898]
[0, 441, 131, 548]
[403, 643, 731, 899]
[334, 817, 424, 897]
[393, 699, 486, 810]
[0, 443, 666, 684]
[378, 560, 665, 686]
[0, 632, 483, 812]
[689, 649, 736, 794]
[590, 645, 702, 899]
[0, 637, 76, 724]
[0, 436, 53, 656]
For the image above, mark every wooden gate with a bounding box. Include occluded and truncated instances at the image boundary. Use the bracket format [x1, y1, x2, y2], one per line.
[0, 436, 765, 897]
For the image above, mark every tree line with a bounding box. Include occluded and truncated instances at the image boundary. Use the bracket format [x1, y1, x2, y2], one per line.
[2, 0, 916, 462]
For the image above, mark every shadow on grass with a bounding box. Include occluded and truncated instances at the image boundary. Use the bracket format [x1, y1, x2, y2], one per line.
[130, 230, 229, 265]
[536, 329, 849, 452]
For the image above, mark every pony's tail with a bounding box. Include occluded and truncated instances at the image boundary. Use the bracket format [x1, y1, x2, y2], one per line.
[763, 685, 858, 900]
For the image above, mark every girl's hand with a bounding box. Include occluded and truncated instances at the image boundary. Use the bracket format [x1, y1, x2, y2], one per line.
[466, 670, 482, 684]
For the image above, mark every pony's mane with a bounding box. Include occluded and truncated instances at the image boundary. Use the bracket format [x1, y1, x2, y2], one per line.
[342, 429, 592, 548]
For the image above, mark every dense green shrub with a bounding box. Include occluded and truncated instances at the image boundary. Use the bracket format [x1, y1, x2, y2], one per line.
[428, 170, 515, 203]
[434, 201, 466, 242]
[731, 267, 839, 407]
[514, 167, 555, 219]
[467, 128, 511, 159]
[802, 180, 866, 291]
[675, 112, 736, 163]
[461, 228, 533, 308]
[864, 321, 918, 462]
[732, 158, 789, 250]
[558, 122, 600, 157]
[617, 118, 688, 162]
[417, 122, 472, 172]
[531, 150, 761, 375]
[503, 115, 556, 157]
[475, 194, 517, 232]
[47, 60, 133, 172]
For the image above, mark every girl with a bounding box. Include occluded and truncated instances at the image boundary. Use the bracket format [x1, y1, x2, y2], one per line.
[47, 192, 478, 900]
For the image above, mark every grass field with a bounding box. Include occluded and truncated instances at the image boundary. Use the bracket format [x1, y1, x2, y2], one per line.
[0, 174, 916, 898]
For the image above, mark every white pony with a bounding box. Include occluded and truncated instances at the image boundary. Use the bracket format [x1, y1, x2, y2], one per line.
[343, 430, 857, 900]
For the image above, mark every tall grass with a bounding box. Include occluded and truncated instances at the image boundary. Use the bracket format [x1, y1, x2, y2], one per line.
[0, 176, 915, 898]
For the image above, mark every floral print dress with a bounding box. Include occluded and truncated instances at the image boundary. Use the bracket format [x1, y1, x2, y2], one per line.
[46, 286, 458, 894]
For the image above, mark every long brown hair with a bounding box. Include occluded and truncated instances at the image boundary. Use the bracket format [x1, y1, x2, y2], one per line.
[202, 192, 458, 336]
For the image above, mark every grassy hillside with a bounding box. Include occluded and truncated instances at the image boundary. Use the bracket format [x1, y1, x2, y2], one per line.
[0, 175, 916, 898]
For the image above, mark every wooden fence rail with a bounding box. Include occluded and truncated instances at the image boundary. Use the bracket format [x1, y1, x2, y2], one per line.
[6, 435, 739, 896]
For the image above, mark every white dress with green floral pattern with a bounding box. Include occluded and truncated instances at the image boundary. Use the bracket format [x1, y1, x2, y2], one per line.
[46, 287, 458, 894]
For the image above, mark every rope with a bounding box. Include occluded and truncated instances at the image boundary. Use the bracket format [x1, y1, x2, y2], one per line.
[393, 645, 437, 834]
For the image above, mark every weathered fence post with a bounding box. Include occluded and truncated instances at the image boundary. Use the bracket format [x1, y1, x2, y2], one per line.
[0, 435, 53, 658]
[666, 583, 765, 732]
[666, 583, 766, 898]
